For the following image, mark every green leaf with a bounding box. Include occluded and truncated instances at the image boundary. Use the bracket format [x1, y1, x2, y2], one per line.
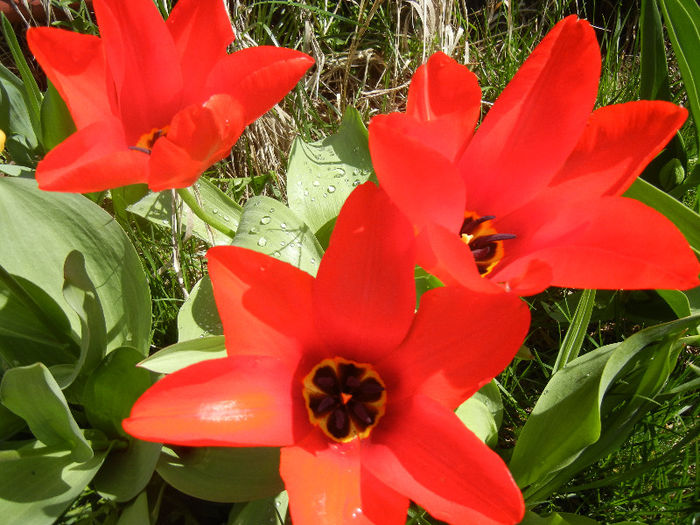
[286, 107, 372, 237]
[116, 491, 151, 525]
[658, 0, 700, 150]
[640, 0, 671, 100]
[128, 178, 242, 246]
[0, 63, 38, 164]
[0, 178, 151, 355]
[0, 441, 106, 525]
[138, 336, 227, 374]
[520, 510, 599, 525]
[39, 81, 76, 152]
[624, 177, 700, 254]
[177, 276, 223, 341]
[656, 289, 692, 320]
[553, 289, 596, 372]
[82, 347, 154, 439]
[455, 396, 498, 447]
[0, 363, 92, 462]
[229, 491, 289, 525]
[157, 446, 284, 503]
[94, 440, 161, 503]
[232, 196, 324, 276]
[0, 402, 24, 440]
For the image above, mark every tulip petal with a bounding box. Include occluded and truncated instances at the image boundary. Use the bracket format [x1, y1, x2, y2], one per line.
[379, 286, 529, 409]
[27, 27, 113, 129]
[166, 0, 234, 105]
[550, 101, 688, 196]
[206, 46, 314, 126]
[148, 94, 246, 190]
[123, 355, 307, 446]
[313, 183, 415, 362]
[207, 246, 320, 361]
[459, 16, 600, 217]
[35, 118, 148, 192]
[405, 52, 481, 161]
[369, 114, 466, 232]
[494, 195, 700, 290]
[93, 0, 182, 141]
[281, 433, 408, 525]
[365, 395, 525, 525]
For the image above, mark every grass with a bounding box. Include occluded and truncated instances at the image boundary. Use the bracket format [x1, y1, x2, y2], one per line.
[1, 0, 698, 524]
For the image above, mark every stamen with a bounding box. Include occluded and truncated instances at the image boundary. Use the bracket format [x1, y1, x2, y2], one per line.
[129, 146, 152, 155]
[459, 211, 516, 276]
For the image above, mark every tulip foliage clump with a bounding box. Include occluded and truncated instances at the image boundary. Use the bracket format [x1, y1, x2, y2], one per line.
[0, 0, 698, 524]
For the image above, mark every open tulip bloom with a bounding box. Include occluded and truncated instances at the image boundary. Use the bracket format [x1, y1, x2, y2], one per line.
[124, 183, 530, 524]
[28, 0, 313, 192]
[369, 16, 700, 296]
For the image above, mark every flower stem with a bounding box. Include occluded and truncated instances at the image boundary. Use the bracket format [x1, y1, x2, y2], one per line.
[176, 187, 236, 239]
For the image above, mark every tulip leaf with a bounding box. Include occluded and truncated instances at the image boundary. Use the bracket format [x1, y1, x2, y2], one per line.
[232, 195, 324, 276]
[455, 396, 498, 448]
[116, 491, 151, 525]
[286, 106, 373, 237]
[127, 178, 241, 246]
[658, 0, 700, 150]
[0, 402, 24, 441]
[519, 511, 600, 525]
[0, 63, 38, 165]
[0, 363, 93, 462]
[0, 178, 151, 355]
[510, 315, 699, 499]
[157, 446, 284, 503]
[0, 441, 106, 525]
[640, 0, 671, 101]
[138, 336, 227, 374]
[94, 440, 162, 503]
[177, 276, 223, 341]
[656, 289, 692, 320]
[228, 491, 289, 525]
[39, 81, 76, 152]
[624, 177, 700, 255]
[82, 347, 154, 439]
[553, 289, 596, 372]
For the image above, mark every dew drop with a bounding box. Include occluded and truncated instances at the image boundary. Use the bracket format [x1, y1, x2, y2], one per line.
[269, 208, 275, 213]
[280, 222, 287, 229]
[327, 185, 336, 193]
[212, 208, 219, 214]
[257, 237, 268, 247]
[312, 180, 320, 187]
[273, 251, 281, 257]
[304, 190, 309, 196]
[260, 216, 271, 225]
[223, 215, 230, 222]
[310, 258, 316, 264]
[352, 180, 360, 187]
[248, 227, 258, 234]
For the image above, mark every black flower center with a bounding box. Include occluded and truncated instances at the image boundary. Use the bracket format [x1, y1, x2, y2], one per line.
[302, 357, 386, 443]
[459, 211, 516, 275]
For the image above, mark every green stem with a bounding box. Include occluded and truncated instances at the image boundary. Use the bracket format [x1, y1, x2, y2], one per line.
[176, 187, 236, 239]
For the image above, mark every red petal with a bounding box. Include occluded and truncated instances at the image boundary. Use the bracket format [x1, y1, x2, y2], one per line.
[93, 0, 182, 141]
[148, 94, 245, 190]
[123, 356, 307, 446]
[369, 114, 465, 231]
[459, 16, 600, 217]
[166, 0, 234, 105]
[313, 183, 415, 362]
[27, 27, 113, 129]
[405, 52, 481, 161]
[378, 286, 529, 409]
[205, 46, 314, 126]
[207, 246, 321, 361]
[365, 395, 525, 525]
[35, 118, 148, 192]
[494, 195, 700, 290]
[281, 433, 409, 525]
[550, 101, 688, 196]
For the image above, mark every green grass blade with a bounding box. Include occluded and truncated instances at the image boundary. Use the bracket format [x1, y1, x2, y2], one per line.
[640, 0, 671, 100]
[553, 289, 596, 373]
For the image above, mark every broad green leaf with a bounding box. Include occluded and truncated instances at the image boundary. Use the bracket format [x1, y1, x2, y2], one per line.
[0, 63, 38, 165]
[128, 178, 242, 246]
[229, 491, 289, 525]
[0, 441, 106, 525]
[286, 107, 372, 236]
[94, 440, 161, 502]
[0, 178, 151, 355]
[657, 289, 692, 319]
[553, 289, 596, 372]
[658, 0, 700, 150]
[0, 402, 24, 440]
[455, 396, 498, 447]
[232, 196, 324, 276]
[520, 511, 599, 525]
[624, 177, 700, 254]
[640, 0, 671, 100]
[511, 315, 699, 496]
[177, 276, 223, 341]
[39, 81, 76, 152]
[157, 446, 284, 503]
[82, 347, 154, 439]
[138, 336, 227, 374]
[116, 491, 151, 525]
[0, 363, 92, 461]
[0, 163, 33, 177]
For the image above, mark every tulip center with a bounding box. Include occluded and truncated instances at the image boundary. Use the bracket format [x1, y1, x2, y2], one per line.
[302, 357, 386, 443]
[459, 211, 516, 276]
[130, 126, 170, 154]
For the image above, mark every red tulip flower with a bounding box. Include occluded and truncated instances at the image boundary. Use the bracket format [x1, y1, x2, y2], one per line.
[369, 16, 700, 295]
[28, 0, 313, 192]
[123, 183, 530, 524]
